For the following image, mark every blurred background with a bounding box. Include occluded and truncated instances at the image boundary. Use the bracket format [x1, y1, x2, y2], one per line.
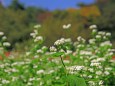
[0, 0, 115, 51]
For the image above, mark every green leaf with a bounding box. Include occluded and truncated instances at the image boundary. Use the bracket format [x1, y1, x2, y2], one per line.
[67, 75, 87, 86]
[51, 52, 64, 57]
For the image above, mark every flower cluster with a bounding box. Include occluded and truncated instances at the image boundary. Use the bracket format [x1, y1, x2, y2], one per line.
[0, 31, 10, 54]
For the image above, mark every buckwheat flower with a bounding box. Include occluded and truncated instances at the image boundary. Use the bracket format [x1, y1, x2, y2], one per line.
[65, 50, 72, 55]
[105, 67, 112, 71]
[34, 36, 43, 42]
[12, 77, 18, 81]
[2, 79, 10, 84]
[98, 66, 103, 69]
[55, 77, 60, 80]
[88, 81, 95, 86]
[2, 36, 7, 40]
[99, 80, 103, 85]
[29, 77, 35, 81]
[100, 41, 112, 47]
[96, 71, 102, 75]
[34, 24, 41, 28]
[98, 31, 105, 35]
[106, 32, 111, 37]
[34, 55, 39, 58]
[97, 58, 105, 62]
[40, 81, 44, 86]
[82, 74, 87, 77]
[50, 46, 57, 52]
[0, 64, 5, 68]
[33, 65, 37, 68]
[37, 49, 43, 53]
[67, 66, 84, 71]
[11, 68, 18, 72]
[96, 35, 101, 39]
[90, 62, 101, 66]
[104, 71, 110, 75]
[89, 25, 97, 29]
[54, 38, 65, 46]
[88, 75, 92, 78]
[42, 46, 47, 50]
[37, 70, 44, 74]
[63, 60, 70, 63]
[65, 38, 72, 43]
[77, 36, 85, 43]
[47, 70, 55, 74]
[89, 39, 96, 44]
[63, 24, 71, 29]
[80, 51, 92, 55]
[88, 68, 94, 73]
[92, 29, 97, 33]
[30, 33, 36, 38]
[27, 82, 33, 85]
[59, 49, 65, 52]
[34, 29, 38, 35]
[0, 32, 4, 36]
[3, 42, 11, 47]
[26, 52, 31, 56]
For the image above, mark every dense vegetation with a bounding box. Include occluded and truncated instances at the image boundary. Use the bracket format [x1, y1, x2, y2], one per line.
[0, 0, 115, 50]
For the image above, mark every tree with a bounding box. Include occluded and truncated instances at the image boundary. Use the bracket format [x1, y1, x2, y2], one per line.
[9, 0, 25, 10]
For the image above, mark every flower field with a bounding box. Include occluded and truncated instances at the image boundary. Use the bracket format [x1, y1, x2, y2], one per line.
[0, 25, 115, 86]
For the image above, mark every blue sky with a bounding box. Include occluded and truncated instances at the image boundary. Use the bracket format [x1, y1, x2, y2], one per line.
[3, 0, 95, 10]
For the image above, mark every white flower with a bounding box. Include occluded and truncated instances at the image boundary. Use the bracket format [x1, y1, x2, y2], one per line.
[80, 51, 92, 55]
[104, 71, 110, 75]
[34, 29, 38, 35]
[89, 25, 97, 29]
[105, 67, 112, 71]
[88, 75, 92, 78]
[88, 81, 95, 86]
[54, 38, 65, 46]
[50, 46, 57, 52]
[67, 65, 84, 72]
[29, 77, 35, 81]
[37, 49, 43, 53]
[2, 79, 10, 84]
[98, 31, 105, 35]
[27, 82, 33, 85]
[12, 77, 18, 81]
[63, 60, 70, 63]
[97, 58, 105, 62]
[106, 32, 111, 37]
[88, 68, 94, 73]
[63, 24, 71, 29]
[3, 42, 11, 47]
[34, 24, 41, 28]
[90, 62, 101, 66]
[55, 77, 60, 80]
[30, 33, 36, 38]
[2, 36, 7, 40]
[96, 35, 101, 39]
[34, 55, 39, 58]
[77, 36, 85, 43]
[0, 32, 4, 36]
[99, 80, 103, 85]
[65, 50, 72, 55]
[11, 68, 18, 72]
[100, 41, 112, 47]
[89, 39, 96, 44]
[26, 52, 31, 56]
[34, 36, 43, 42]
[96, 71, 102, 75]
[37, 70, 44, 74]
[47, 70, 55, 74]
